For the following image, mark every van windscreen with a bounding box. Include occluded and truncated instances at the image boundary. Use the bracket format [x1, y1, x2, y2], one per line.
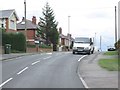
[75, 37, 90, 43]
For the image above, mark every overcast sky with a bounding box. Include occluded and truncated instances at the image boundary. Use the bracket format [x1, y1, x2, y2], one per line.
[0, 0, 120, 51]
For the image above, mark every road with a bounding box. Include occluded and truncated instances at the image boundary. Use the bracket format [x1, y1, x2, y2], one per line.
[1, 52, 86, 88]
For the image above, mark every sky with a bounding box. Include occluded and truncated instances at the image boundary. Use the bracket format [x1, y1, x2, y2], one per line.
[0, 0, 120, 51]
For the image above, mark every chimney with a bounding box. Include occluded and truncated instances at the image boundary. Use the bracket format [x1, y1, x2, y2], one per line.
[22, 17, 25, 21]
[59, 27, 62, 34]
[32, 16, 36, 24]
[67, 33, 71, 38]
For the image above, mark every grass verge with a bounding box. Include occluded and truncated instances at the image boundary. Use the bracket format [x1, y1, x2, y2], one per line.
[104, 51, 118, 55]
[98, 59, 119, 71]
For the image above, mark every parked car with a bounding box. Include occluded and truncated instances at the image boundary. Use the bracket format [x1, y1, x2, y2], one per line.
[107, 46, 116, 51]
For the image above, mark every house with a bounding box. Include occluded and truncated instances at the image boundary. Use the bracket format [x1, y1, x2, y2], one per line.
[59, 27, 74, 51]
[0, 9, 19, 32]
[17, 16, 38, 45]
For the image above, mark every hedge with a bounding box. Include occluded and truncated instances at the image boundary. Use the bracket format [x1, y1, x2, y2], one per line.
[2, 32, 26, 52]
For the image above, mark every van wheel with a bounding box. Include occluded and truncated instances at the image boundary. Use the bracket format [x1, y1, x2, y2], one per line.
[88, 51, 91, 55]
[73, 52, 75, 54]
[91, 50, 94, 54]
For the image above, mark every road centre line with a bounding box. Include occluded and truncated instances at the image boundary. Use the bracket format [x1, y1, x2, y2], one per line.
[46, 53, 52, 55]
[78, 55, 87, 61]
[0, 78, 13, 88]
[17, 67, 28, 75]
[31, 61, 40, 65]
[43, 56, 52, 60]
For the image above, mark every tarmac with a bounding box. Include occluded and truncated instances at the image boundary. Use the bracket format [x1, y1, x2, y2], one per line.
[0, 52, 119, 89]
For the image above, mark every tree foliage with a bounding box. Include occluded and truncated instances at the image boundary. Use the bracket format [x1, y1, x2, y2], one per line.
[2, 32, 26, 52]
[37, 2, 59, 50]
[115, 39, 120, 49]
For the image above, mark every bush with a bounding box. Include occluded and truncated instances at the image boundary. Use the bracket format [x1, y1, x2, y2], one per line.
[27, 44, 36, 48]
[39, 44, 52, 49]
[2, 32, 26, 52]
[115, 39, 120, 49]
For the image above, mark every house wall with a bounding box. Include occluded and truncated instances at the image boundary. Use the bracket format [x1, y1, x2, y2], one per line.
[17, 29, 36, 44]
[61, 38, 65, 45]
[27, 30, 35, 39]
[0, 18, 16, 32]
[9, 13, 17, 31]
[65, 39, 69, 46]
[6, 18, 9, 32]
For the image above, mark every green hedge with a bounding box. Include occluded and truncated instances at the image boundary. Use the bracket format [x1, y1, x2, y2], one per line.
[2, 32, 26, 52]
[39, 44, 52, 49]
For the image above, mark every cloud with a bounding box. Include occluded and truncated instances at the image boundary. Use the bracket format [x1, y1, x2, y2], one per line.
[87, 12, 110, 19]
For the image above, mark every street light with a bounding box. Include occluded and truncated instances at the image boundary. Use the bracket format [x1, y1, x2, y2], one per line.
[24, 0, 27, 52]
[68, 16, 71, 51]
[115, 6, 117, 43]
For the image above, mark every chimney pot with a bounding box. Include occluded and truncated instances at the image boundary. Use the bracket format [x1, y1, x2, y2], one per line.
[22, 17, 25, 21]
[32, 16, 36, 24]
[59, 27, 62, 34]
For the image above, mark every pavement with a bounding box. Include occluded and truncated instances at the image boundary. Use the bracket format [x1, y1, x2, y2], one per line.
[0, 52, 119, 89]
[79, 52, 119, 89]
[0, 53, 39, 61]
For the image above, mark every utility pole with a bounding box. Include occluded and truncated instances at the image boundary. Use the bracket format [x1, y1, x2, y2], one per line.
[94, 33, 96, 46]
[24, 0, 27, 52]
[68, 16, 71, 51]
[115, 6, 117, 43]
[100, 36, 102, 51]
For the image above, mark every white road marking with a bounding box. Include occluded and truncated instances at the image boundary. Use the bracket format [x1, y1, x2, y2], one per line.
[46, 53, 52, 55]
[78, 74, 89, 88]
[0, 78, 13, 88]
[78, 55, 87, 61]
[43, 56, 52, 60]
[77, 55, 89, 88]
[17, 67, 28, 75]
[31, 61, 40, 65]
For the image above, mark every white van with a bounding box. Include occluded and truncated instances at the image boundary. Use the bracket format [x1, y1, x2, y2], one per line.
[72, 37, 94, 54]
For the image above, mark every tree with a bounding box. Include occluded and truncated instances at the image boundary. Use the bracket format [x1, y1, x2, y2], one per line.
[38, 2, 59, 51]
[115, 39, 120, 49]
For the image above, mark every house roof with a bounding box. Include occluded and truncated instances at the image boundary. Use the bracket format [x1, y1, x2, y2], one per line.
[60, 34, 74, 41]
[17, 20, 38, 30]
[0, 9, 19, 20]
[59, 34, 66, 39]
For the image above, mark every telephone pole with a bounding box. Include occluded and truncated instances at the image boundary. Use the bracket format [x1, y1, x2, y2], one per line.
[100, 36, 102, 51]
[68, 16, 71, 51]
[24, 0, 27, 52]
[115, 6, 117, 43]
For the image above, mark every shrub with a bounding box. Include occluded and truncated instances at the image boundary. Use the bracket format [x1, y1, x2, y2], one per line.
[2, 32, 26, 52]
[39, 44, 52, 49]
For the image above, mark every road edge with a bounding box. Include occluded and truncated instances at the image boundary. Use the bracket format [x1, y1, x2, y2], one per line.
[77, 55, 89, 89]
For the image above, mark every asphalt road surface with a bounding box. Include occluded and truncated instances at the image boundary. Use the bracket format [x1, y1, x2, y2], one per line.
[2, 52, 86, 88]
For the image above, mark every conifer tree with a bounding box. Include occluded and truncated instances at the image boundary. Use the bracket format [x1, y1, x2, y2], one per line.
[38, 2, 59, 51]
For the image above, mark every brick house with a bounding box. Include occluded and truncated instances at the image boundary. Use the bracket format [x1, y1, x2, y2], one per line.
[0, 9, 19, 32]
[17, 16, 38, 44]
[59, 27, 74, 50]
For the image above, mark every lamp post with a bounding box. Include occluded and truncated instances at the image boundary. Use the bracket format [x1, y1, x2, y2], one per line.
[68, 16, 71, 51]
[115, 6, 117, 43]
[24, 0, 27, 52]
